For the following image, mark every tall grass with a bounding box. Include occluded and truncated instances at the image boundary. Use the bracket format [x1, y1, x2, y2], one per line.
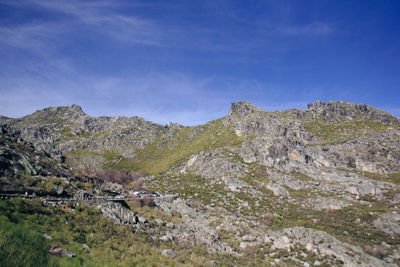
[0, 222, 50, 267]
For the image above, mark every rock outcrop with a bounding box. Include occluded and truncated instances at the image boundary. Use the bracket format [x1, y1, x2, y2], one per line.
[96, 201, 145, 227]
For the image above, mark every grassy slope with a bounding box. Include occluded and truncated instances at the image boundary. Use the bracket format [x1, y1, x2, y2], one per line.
[0, 198, 279, 267]
[113, 119, 244, 174]
[1, 199, 156, 267]
[0, 199, 190, 266]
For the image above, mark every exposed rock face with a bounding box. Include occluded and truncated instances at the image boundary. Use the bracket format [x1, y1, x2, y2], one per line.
[228, 101, 262, 116]
[307, 100, 400, 125]
[179, 150, 247, 191]
[161, 249, 176, 258]
[0, 125, 50, 177]
[225, 101, 400, 174]
[267, 227, 394, 267]
[96, 202, 142, 226]
[374, 212, 400, 238]
[180, 151, 247, 179]
[224, 103, 314, 168]
[265, 183, 289, 197]
[2, 104, 170, 169]
[303, 197, 351, 211]
[73, 190, 91, 200]
[49, 245, 76, 258]
[0, 125, 72, 194]
[155, 198, 234, 254]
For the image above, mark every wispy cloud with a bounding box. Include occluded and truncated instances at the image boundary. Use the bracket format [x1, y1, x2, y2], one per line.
[279, 23, 333, 36]
[33, 0, 162, 45]
[0, 22, 66, 50]
[0, 0, 162, 48]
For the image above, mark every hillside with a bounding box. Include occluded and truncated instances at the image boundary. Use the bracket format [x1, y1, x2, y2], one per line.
[1, 100, 400, 266]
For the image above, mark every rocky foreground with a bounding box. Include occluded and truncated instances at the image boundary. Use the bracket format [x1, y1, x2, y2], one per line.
[1, 100, 400, 266]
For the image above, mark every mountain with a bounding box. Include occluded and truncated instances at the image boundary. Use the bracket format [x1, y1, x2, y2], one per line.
[1, 101, 400, 266]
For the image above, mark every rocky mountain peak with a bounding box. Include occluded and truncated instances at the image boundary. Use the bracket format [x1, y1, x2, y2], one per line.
[43, 104, 85, 116]
[228, 101, 262, 116]
[307, 100, 400, 125]
[22, 104, 87, 125]
[69, 104, 84, 113]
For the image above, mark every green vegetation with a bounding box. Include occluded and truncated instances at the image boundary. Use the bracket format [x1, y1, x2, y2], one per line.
[146, 174, 232, 209]
[79, 131, 92, 138]
[0, 172, 71, 196]
[0, 221, 51, 267]
[64, 150, 101, 157]
[262, 184, 400, 250]
[114, 119, 244, 174]
[102, 150, 123, 168]
[339, 168, 400, 186]
[148, 170, 398, 256]
[270, 199, 396, 247]
[92, 130, 111, 138]
[361, 171, 400, 186]
[58, 127, 75, 138]
[289, 170, 313, 181]
[0, 199, 191, 266]
[64, 149, 123, 170]
[0, 198, 281, 266]
[304, 119, 397, 145]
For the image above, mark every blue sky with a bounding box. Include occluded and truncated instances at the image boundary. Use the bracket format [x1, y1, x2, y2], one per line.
[0, 0, 399, 125]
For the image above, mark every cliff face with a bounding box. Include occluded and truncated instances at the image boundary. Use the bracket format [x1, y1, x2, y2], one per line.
[1, 101, 400, 266]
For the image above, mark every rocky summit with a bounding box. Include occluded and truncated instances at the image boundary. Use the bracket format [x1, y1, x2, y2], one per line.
[1, 100, 400, 266]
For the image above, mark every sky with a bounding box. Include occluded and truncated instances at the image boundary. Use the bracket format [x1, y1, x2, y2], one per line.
[0, 0, 399, 125]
